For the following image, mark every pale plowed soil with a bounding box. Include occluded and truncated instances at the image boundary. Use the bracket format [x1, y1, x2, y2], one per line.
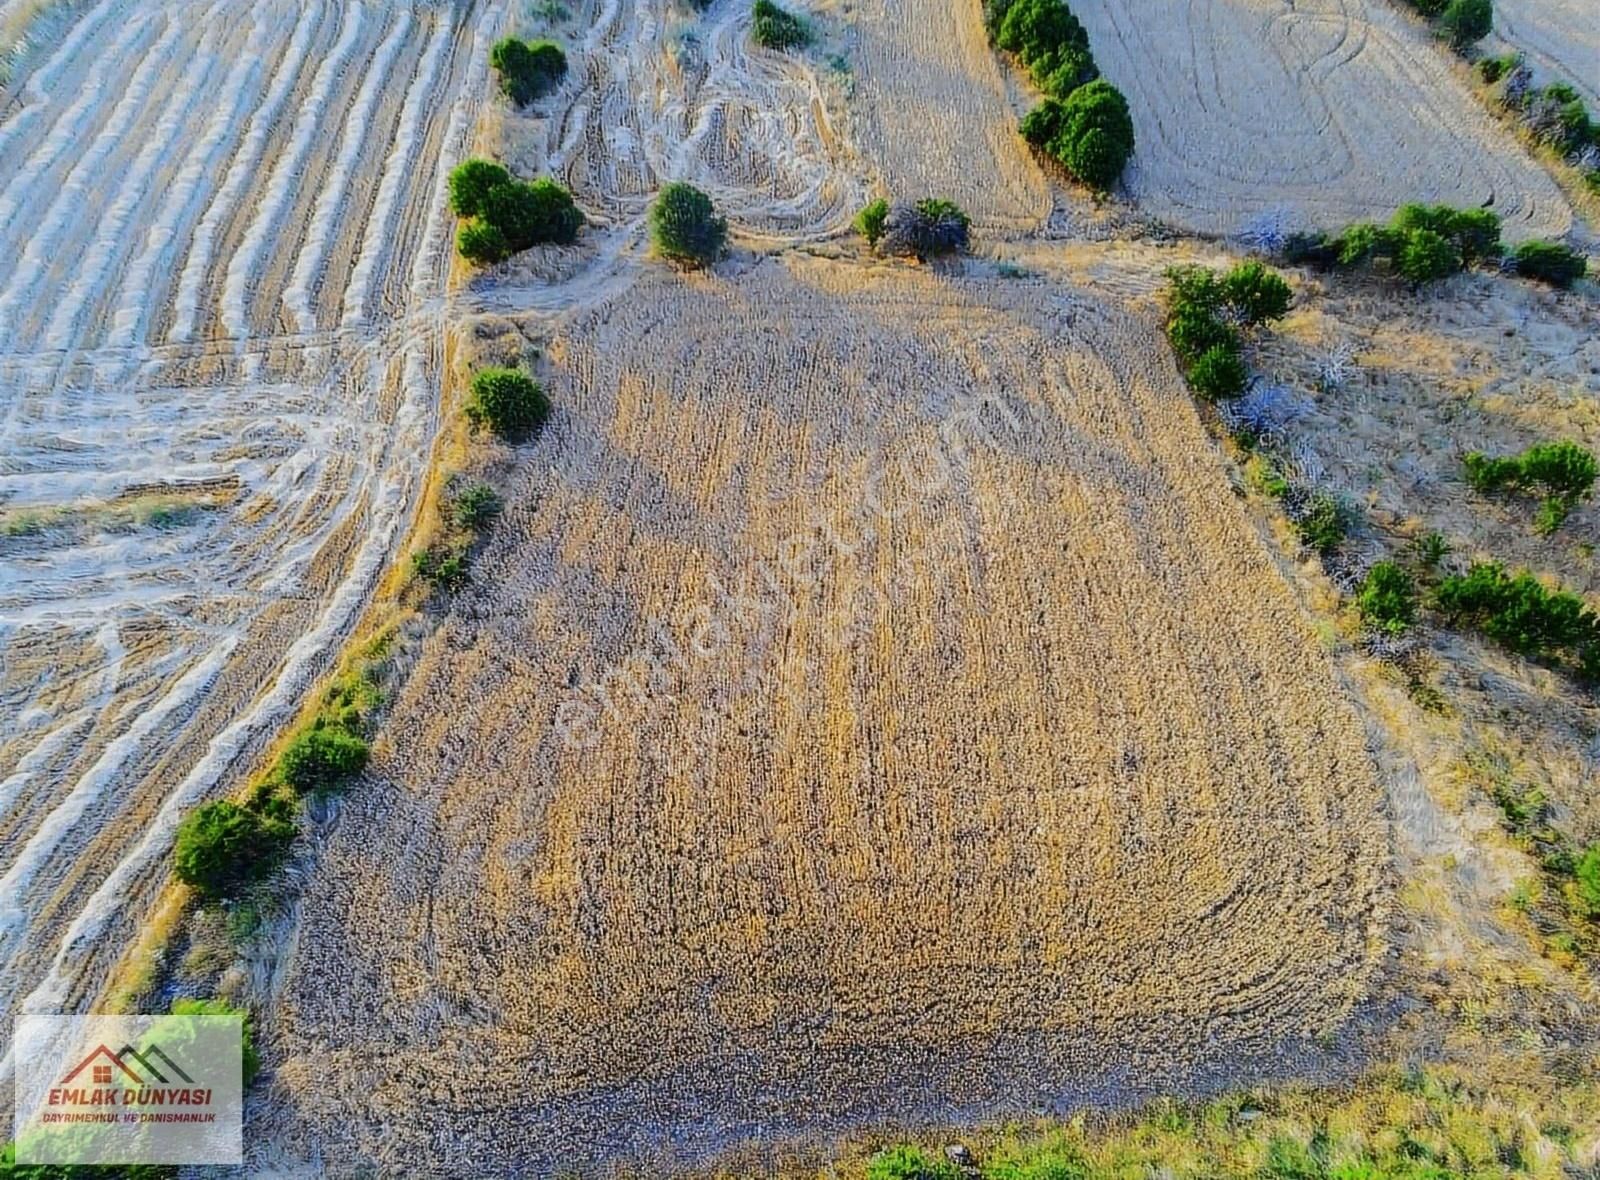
[0, 0, 500, 1082]
[265, 255, 1389, 1173]
[1077, 0, 1573, 238]
[1494, 0, 1599, 109]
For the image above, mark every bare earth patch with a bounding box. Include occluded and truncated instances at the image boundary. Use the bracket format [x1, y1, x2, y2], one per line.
[1076, 0, 1573, 238]
[265, 255, 1389, 1173]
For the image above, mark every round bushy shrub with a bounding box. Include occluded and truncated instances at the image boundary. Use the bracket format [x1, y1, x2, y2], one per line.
[1166, 306, 1239, 363]
[996, 0, 1086, 71]
[649, 181, 727, 267]
[449, 159, 512, 218]
[1039, 42, 1097, 98]
[1187, 344, 1248, 401]
[1396, 227, 1462, 284]
[457, 219, 510, 265]
[1440, 0, 1492, 46]
[483, 177, 584, 250]
[1357, 561, 1417, 634]
[1030, 80, 1134, 191]
[277, 724, 369, 794]
[1511, 240, 1588, 287]
[878, 198, 971, 257]
[491, 36, 567, 105]
[453, 482, 504, 530]
[173, 801, 294, 899]
[1220, 261, 1293, 324]
[467, 366, 551, 440]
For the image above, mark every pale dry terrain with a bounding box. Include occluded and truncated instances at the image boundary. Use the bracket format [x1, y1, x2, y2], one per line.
[1076, 0, 1573, 238]
[264, 255, 1389, 1173]
[0, 0, 501, 1082]
[1494, 0, 1599, 109]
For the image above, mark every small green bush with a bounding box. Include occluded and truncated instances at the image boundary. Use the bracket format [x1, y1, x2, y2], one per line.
[865, 1145, 962, 1180]
[649, 181, 727, 267]
[1392, 203, 1502, 264]
[1435, 562, 1597, 659]
[1511, 240, 1588, 288]
[453, 482, 503, 530]
[466, 366, 552, 440]
[1396, 227, 1462, 285]
[412, 546, 468, 589]
[490, 36, 567, 104]
[1220, 261, 1293, 324]
[1166, 307, 1239, 364]
[1357, 561, 1417, 634]
[1477, 52, 1518, 83]
[1440, 0, 1491, 46]
[173, 801, 294, 900]
[1575, 846, 1600, 920]
[448, 159, 512, 218]
[1164, 264, 1225, 316]
[484, 177, 584, 250]
[854, 198, 889, 246]
[751, 0, 810, 49]
[1465, 440, 1596, 533]
[456, 219, 510, 265]
[996, 0, 1087, 72]
[276, 724, 369, 794]
[1187, 344, 1248, 401]
[1053, 81, 1134, 190]
[1294, 493, 1348, 554]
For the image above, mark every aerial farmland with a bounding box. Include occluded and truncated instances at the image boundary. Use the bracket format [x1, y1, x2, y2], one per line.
[0, 0, 1597, 1174]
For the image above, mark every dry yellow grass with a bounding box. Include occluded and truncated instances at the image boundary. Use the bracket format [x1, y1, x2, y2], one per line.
[263, 254, 1389, 1172]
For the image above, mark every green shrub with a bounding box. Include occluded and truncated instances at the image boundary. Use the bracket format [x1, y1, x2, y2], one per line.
[466, 366, 551, 440]
[649, 181, 727, 266]
[1187, 344, 1248, 401]
[173, 801, 294, 900]
[412, 546, 468, 589]
[1220, 260, 1293, 324]
[453, 482, 503, 530]
[456, 219, 510, 265]
[1166, 307, 1239, 364]
[1038, 43, 1097, 99]
[1392, 203, 1502, 264]
[1477, 52, 1518, 82]
[448, 159, 512, 218]
[490, 36, 567, 104]
[276, 724, 369, 794]
[1465, 440, 1597, 532]
[865, 1145, 962, 1180]
[854, 198, 889, 246]
[1052, 80, 1134, 190]
[1396, 227, 1463, 284]
[1575, 846, 1600, 919]
[169, 998, 259, 1084]
[1294, 493, 1348, 554]
[1164, 264, 1225, 316]
[996, 0, 1087, 71]
[1511, 240, 1588, 288]
[1440, 0, 1491, 45]
[985, 1149, 1091, 1180]
[484, 177, 583, 249]
[1283, 231, 1340, 268]
[751, 0, 810, 49]
[1436, 562, 1597, 659]
[1358, 561, 1417, 634]
[1331, 222, 1395, 267]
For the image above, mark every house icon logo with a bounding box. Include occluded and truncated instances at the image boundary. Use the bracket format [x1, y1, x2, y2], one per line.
[59, 1043, 195, 1088]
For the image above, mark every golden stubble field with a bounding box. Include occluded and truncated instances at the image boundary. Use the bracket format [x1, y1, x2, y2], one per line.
[264, 255, 1390, 1172]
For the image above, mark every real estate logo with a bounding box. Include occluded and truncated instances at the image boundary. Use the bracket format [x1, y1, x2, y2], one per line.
[13, 1015, 243, 1166]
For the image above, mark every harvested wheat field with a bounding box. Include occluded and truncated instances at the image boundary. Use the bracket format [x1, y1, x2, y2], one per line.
[1494, 0, 1599, 108]
[263, 254, 1390, 1173]
[1075, 0, 1572, 238]
[0, 0, 498, 1084]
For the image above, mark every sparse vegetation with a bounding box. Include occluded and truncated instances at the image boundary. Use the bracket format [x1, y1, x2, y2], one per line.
[465, 366, 552, 440]
[1163, 261, 1291, 402]
[1292, 492, 1349, 555]
[1286, 204, 1513, 285]
[1436, 561, 1599, 679]
[452, 482, 504, 530]
[648, 181, 727, 267]
[490, 35, 567, 105]
[1464, 440, 1596, 533]
[751, 0, 810, 49]
[275, 723, 370, 794]
[1357, 560, 1417, 634]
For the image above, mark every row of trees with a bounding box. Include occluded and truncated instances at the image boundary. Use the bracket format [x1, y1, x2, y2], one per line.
[983, 0, 1135, 190]
[1283, 204, 1588, 289]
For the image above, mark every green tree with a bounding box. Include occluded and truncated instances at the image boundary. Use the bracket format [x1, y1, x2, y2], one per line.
[1440, 0, 1492, 46]
[1511, 240, 1588, 288]
[466, 366, 552, 440]
[1357, 561, 1417, 634]
[1221, 261, 1293, 324]
[456, 219, 510, 265]
[751, 0, 811, 49]
[490, 36, 567, 104]
[1028, 81, 1135, 190]
[448, 159, 512, 218]
[854, 198, 889, 246]
[483, 178, 584, 250]
[1187, 344, 1248, 400]
[173, 801, 294, 900]
[649, 181, 727, 267]
[276, 725, 369, 794]
[1396, 227, 1462, 284]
